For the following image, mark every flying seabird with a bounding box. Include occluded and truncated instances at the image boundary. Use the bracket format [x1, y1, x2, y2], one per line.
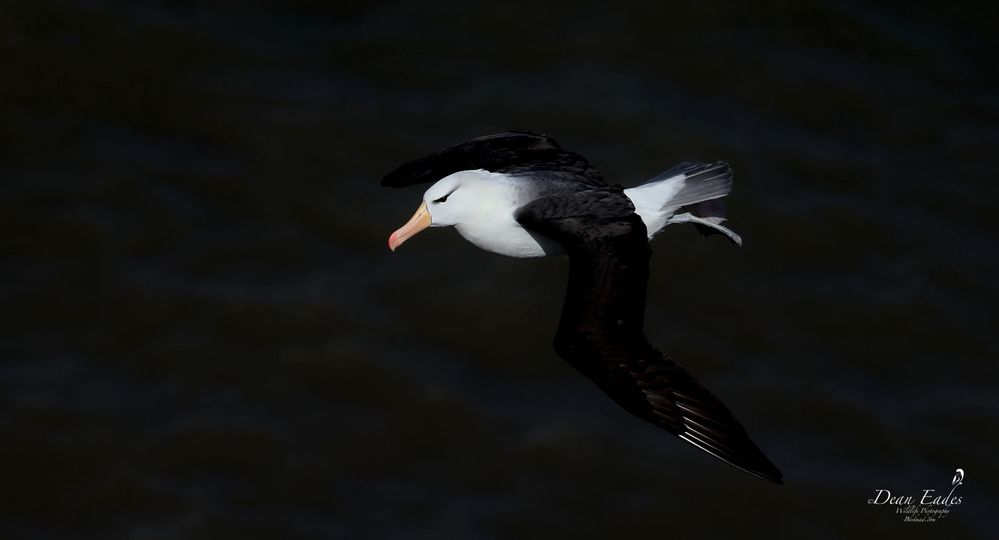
[382, 131, 782, 483]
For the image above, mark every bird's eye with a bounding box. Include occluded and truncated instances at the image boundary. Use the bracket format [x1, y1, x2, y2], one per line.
[433, 193, 450, 204]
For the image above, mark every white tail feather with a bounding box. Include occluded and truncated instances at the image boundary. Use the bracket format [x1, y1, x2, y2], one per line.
[624, 161, 739, 242]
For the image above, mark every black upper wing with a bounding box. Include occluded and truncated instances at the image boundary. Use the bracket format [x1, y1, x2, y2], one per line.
[516, 189, 783, 484]
[381, 131, 607, 188]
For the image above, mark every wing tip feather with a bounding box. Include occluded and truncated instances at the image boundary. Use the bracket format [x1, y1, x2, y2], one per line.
[677, 431, 784, 484]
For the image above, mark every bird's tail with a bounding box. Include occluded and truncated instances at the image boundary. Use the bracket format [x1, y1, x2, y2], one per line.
[624, 161, 742, 245]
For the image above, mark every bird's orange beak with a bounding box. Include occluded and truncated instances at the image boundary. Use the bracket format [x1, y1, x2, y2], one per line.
[388, 201, 431, 251]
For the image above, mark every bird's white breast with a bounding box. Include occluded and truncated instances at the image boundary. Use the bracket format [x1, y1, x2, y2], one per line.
[448, 174, 562, 258]
[456, 216, 562, 258]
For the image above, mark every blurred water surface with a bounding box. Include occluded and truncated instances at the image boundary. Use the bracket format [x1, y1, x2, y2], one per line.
[1, 1, 998, 538]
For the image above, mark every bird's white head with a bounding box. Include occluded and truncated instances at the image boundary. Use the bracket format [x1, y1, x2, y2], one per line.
[388, 170, 503, 251]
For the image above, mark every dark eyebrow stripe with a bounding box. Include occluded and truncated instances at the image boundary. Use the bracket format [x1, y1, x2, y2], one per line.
[434, 190, 456, 203]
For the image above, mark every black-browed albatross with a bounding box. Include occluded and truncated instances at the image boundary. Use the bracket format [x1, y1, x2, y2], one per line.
[382, 131, 782, 483]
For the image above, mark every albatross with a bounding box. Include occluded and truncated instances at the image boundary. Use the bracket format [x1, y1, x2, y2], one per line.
[382, 131, 782, 483]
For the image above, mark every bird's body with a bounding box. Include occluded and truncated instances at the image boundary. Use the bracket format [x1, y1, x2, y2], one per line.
[383, 131, 781, 484]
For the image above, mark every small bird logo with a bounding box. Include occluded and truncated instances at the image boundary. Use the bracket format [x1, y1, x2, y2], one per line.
[952, 468, 965, 486]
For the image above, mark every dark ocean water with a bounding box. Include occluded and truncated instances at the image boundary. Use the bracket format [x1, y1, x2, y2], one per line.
[2, 1, 998, 538]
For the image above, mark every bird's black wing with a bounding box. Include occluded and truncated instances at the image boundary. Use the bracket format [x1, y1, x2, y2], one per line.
[516, 189, 783, 483]
[381, 131, 607, 188]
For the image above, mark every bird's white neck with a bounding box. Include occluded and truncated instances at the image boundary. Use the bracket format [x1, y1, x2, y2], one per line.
[439, 172, 561, 258]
